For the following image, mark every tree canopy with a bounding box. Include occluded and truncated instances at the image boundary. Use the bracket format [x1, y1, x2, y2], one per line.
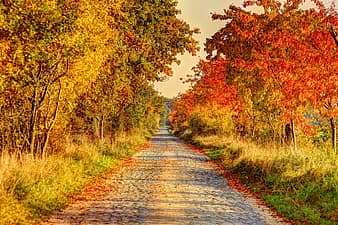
[170, 0, 337, 151]
[0, 0, 198, 157]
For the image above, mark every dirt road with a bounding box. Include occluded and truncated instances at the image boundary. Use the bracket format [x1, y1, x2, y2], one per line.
[43, 128, 288, 225]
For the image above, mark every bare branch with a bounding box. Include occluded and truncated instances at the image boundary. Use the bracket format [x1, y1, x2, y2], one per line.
[51, 59, 69, 84]
[38, 83, 50, 107]
[329, 27, 338, 46]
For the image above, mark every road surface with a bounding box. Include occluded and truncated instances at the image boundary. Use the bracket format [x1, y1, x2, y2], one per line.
[43, 128, 288, 225]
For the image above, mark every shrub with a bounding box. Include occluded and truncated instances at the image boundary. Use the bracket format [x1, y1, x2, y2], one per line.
[188, 104, 233, 136]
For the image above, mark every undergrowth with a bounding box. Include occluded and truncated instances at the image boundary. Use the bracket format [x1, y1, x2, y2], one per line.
[0, 130, 151, 225]
[182, 134, 338, 225]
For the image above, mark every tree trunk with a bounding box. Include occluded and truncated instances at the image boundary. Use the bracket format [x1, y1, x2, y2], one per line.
[29, 87, 38, 156]
[329, 27, 338, 46]
[329, 118, 337, 153]
[285, 123, 292, 145]
[291, 119, 297, 151]
[251, 117, 256, 138]
[42, 81, 62, 158]
[329, 28, 337, 153]
[100, 114, 105, 142]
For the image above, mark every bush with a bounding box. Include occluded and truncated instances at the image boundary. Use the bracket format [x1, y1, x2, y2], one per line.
[188, 104, 233, 136]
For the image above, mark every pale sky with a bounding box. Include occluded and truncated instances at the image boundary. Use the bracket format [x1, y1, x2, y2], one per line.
[154, 0, 237, 98]
[154, 0, 334, 98]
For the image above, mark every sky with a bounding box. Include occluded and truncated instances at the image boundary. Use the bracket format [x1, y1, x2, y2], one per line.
[154, 0, 238, 98]
[153, 0, 334, 98]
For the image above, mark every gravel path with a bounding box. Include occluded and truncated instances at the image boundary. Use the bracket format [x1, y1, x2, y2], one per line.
[43, 128, 289, 225]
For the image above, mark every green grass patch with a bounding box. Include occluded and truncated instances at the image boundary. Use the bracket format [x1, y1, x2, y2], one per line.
[205, 148, 225, 160]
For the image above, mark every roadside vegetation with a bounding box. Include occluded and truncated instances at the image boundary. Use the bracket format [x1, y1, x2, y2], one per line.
[0, 0, 197, 224]
[0, 131, 149, 225]
[181, 134, 337, 224]
[170, 0, 337, 224]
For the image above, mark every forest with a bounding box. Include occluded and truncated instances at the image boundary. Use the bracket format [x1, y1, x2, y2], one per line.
[0, 0, 198, 157]
[0, 0, 337, 224]
[171, 0, 337, 151]
[0, 0, 197, 223]
[170, 0, 337, 223]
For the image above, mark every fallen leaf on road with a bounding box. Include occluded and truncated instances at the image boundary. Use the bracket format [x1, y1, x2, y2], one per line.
[98, 211, 105, 215]
[71, 216, 77, 220]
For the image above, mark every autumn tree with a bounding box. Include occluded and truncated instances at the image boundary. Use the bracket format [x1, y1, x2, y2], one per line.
[171, 0, 337, 151]
[71, 0, 199, 140]
[0, 0, 80, 156]
[170, 90, 196, 133]
[0, 0, 198, 157]
[204, 0, 337, 147]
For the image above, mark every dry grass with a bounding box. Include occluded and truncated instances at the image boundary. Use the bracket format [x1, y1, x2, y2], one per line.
[0, 130, 149, 225]
[194, 135, 338, 180]
[192, 135, 338, 224]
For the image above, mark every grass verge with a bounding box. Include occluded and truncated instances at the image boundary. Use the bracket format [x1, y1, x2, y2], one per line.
[181, 134, 338, 225]
[0, 130, 151, 225]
